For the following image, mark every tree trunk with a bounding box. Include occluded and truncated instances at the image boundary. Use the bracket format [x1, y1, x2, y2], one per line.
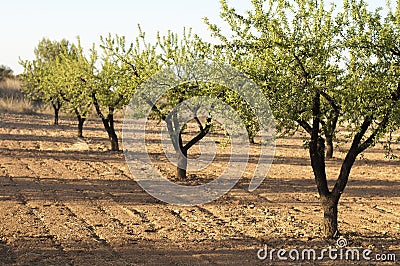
[249, 135, 255, 144]
[77, 116, 85, 138]
[325, 135, 334, 159]
[176, 148, 188, 179]
[109, 129, 119, 151]
[75, 109, 86, 138]
[91, 93, 120, 151]
[108, 113, 119, 151]
[52, 102, 61, 125]
[247, 125, 255, 144]
[101, 122, 119, 151]
[100, 113, 119, 151]
[321, 195, 339, 239]
[98, 116, 119, 151]
[309, 91, 339, 239]
[165, 112, 211, 180]
[54, 107, 59, 125]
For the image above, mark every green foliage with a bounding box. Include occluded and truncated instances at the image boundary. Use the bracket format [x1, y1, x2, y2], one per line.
[19, 38, 76, 111]
[207, 0, 344, 135]
[95, 29, 160, 116]
[207, 0, 400, 150]
[344, 0, 400, 137]
[19, 28, 161, 148]
[154, 29, 261, 142]
[55, 39, 94, 119]
[13, 0, 400, 238]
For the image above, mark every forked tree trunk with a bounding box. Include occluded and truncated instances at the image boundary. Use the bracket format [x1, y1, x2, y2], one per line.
[308, 86, 397, 239]
[309, 91, 339, 239]
[166, 114, 211, 180]
[52, 101, 61, 125]
[91, 93, 120, 151]
[318, 150, 357, 239]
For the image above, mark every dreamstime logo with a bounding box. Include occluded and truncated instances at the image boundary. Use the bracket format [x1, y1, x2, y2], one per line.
[336, 237, 348, 248]
[257, 237, 397, 262]
[122, 61, 276, 205]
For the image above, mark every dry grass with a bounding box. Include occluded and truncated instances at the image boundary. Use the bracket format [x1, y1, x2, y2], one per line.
[0, 78, 38, 114]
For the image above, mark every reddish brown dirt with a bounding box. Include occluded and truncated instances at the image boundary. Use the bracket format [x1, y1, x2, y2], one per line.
[0, 112, 399, 265]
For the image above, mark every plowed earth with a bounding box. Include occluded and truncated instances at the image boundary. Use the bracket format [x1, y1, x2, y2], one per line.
[0, 113, 399, 265]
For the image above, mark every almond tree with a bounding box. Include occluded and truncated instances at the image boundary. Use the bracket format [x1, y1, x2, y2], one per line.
[89, 31, 159, 151]
[207, 0, 400, 238]
[55, 40, 95, 138]
[147, 29, 263, 179]
[21, 38, 94, 137]
[154, 30, 213, 179]
[20, 38, 72, 125]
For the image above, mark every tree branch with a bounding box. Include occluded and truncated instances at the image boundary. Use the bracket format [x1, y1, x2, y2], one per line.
[309, 91, 329, 196]
[357, 115, 390, 154]
[350, 115, 373, 150]
[144, 99, 166, 121]
[194, 117, 204, 132]
[296, 119, 313, 135]
[320, 90, 340, 113]
[390, 47, 400, 57]
[102, 46, 140, 77]
[91, 92, 106, 120]
[332, 102, 396, 199]
[184, 117, 212, 151]
[293, 53, 309, 81]
[113, 93, 124, 107]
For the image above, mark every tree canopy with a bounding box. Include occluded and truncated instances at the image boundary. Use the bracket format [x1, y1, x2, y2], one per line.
[206, 0, 400, 238]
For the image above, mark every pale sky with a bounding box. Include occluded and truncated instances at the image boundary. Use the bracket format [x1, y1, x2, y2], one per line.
[1, 0, 391, 74]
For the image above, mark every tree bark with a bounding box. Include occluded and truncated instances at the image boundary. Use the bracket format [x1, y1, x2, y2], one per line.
[310, 91, 338, 239]
[53, 106, 59, 125]
[74, 109, 86, 138]
[247, 125, 256, 144]
[249, 135, 255, 144]
[320, 92, 339, 160]
[108, 125, 119, 151]
[77, 116, 85, 138]
[108, 112, 119, 151]
[325, 135, 334, 159]
[176, 148, 188, 179]
[310, 92, 330, 197]
[52, 100, 61, 125]
[165, 113, 211, 180]
[101, 113, 119, 151]
[91, 93, 120, 151]
[321, 195, 339, 239]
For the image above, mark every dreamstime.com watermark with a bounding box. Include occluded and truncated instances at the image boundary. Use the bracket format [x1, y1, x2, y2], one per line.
[122, 60, 276, 206]
[257, 237, 397, 263]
